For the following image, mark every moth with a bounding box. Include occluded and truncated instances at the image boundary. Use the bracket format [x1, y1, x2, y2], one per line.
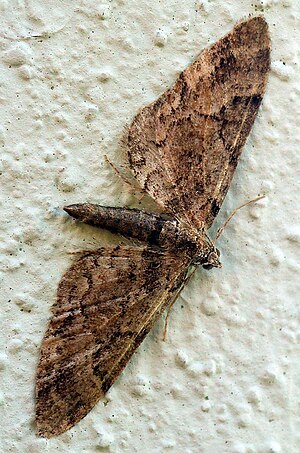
[36, 17, 270, 437]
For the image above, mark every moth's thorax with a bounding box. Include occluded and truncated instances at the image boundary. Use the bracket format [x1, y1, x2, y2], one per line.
[159, 220, 221, 268]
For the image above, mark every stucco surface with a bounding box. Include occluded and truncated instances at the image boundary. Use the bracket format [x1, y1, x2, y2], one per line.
[0, 1, 299, 452]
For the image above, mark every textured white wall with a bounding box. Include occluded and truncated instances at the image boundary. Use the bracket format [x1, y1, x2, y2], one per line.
[0, 1, 299, 452]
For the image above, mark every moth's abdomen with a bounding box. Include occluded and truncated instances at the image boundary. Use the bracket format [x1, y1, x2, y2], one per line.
[64, 203, 166, 245]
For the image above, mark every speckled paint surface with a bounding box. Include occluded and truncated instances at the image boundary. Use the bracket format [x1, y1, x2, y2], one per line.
[0, 1, 299, 452]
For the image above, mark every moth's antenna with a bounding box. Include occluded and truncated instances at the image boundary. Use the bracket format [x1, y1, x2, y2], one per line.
[214, 195, 265, 243]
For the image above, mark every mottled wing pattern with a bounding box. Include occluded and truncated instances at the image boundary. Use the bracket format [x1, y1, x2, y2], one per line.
[127, 17, 270, 229]
[36, 246, 189, 437]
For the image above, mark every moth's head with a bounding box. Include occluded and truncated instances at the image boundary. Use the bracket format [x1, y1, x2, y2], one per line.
[192, 234, 222, 269]
[202, 248, 222, 270]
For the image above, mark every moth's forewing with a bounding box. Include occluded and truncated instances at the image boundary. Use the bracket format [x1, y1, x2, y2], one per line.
[127, 17, 270, 229]
[36, 246, 189, 437]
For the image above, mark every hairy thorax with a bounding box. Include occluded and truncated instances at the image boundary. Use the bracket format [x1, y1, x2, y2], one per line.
[157, 218, 221, 268]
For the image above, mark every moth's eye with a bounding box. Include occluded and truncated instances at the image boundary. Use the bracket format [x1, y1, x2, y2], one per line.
[202, 264, 213, 270]
[216, 248, 220, 257]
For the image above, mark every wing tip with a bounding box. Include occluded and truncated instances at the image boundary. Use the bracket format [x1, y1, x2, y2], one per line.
[35, 376, 106, 438]
[36, 414, 67, 438]
[35, 379, 75, 438]
[233, 15, 270, 43]
[36, 423, 71, 439]
[35, 398, 83, 438]
[235, 15, 268, 29]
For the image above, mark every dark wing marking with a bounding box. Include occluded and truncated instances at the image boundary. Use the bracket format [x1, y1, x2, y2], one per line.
[36, 246, 189, 437]
[127, 17, 270, 229]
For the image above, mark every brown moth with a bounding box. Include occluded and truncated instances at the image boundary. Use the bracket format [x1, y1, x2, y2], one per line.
[36, 17, 270, 437]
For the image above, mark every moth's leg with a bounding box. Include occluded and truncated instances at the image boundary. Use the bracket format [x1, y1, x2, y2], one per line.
[215, 195, 265, 242]
[104, 155, 145, 196]
[163, 267, 196, 340]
